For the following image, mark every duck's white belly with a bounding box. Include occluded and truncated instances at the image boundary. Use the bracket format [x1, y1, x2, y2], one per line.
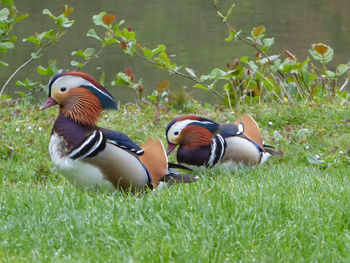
[49, 134, 116, 191]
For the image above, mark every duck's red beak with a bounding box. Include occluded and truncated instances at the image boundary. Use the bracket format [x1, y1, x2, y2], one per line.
[40, 97, 57, 110]
[166, 143, 177, 155]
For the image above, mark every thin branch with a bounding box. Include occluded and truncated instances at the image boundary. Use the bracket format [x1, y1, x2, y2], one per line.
[73, 46, 105, 71]
[213, 2, 285, 78]
[340, 78, 349, 92]
[0, 41, 53, 98]
[135, 52, 225, 100]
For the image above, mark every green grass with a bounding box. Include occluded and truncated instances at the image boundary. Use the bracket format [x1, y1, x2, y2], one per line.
[0, 99, 350, 262]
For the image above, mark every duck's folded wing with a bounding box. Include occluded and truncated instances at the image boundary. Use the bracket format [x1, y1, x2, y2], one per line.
[101, 128, 144, 156]
[218, 122, 244, 138]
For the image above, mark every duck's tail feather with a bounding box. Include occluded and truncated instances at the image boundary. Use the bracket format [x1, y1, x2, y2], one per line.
[139, 138, 168, 188]
[168, 162, 193, 172]
[161, 169, 199, 185]
[265, 148, 283, 157]
[235, 113, 266, 152]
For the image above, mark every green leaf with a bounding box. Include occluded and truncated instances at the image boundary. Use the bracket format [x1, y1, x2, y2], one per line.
[225, 28, 238, 42]
[87, 28, 102, 42]
[61, 18, 75, 28]
[8, 35, 17, 43]
[240, 56, 249, 63]
[193, 83, 208, 90]
[121, 28, 135, 41]
[23, 35, 39, 45]
[15, 91, 26, 98]
[115, 72, 130, 86]
[70, 60, 82, 68]
[206, 68, 226, 80]
[2, 0, 14, 6]
[71, 50, 85, 58]
[185, 67, 197, 79]
[226, 3, 236, 19]
[326, 70, 336, 80]
[262, 37, 274, 51]
[336, 64, 349, 77]
[84, 48, 96, 58]
[252, 25, 265, 38]
[309, 43, 334, 64]
[155, 51, 171, 68]
[37, 65, 48, 75]
[0, 42, 14, 49]
[31, 52, 41, 59]
[142, 48, 153, 59]
[151, 44, 166, 55]
[0, 60, 8, 66]
[216, 11, 225, 19]
[103, 38, 118, 46]
[42, 9, 56, 20]
[0, 8, 9, 21]
[14, 13, 28, 23]
[92, 12, 107, 27]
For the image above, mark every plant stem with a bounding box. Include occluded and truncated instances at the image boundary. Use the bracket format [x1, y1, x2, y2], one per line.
[0, 41, 53, 99]
[213, 2, 285, 78]
[135, 52, 225, 100]
[73, 46, 105, 71]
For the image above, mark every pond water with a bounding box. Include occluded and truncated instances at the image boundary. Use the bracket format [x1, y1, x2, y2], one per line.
[2, 0, 350, 103]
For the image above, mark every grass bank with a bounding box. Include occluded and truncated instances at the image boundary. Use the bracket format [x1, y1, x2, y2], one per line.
[0, 99, 349, 262]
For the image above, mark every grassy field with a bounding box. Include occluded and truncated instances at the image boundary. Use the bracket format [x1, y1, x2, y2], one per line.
[0, 98, 350, 262]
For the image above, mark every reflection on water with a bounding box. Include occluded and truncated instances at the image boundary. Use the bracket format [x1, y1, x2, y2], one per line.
[2, 0, 350, 103]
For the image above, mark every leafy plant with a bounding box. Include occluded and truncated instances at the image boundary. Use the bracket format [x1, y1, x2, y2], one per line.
[0, 4, 74, 99]
[0, 0, 28, 67]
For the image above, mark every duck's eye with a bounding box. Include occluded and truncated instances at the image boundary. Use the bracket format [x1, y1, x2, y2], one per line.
[60, 87, 67, 92]
[174, 131, 179, 136]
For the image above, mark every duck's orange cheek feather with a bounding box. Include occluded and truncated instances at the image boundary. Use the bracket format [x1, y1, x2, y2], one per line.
[181, 125, 213, 149]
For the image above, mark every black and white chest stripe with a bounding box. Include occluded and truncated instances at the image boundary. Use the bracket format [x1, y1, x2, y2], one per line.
[69, 130, 106, 160]
[68, 131, 145, 160]
[205, 134, 227, 168]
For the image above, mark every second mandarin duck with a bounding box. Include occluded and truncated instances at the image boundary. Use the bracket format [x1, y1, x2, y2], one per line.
[165, 114, 282, 168]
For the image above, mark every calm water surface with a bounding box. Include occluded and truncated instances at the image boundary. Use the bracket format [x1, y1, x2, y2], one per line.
[2, 0, 350, 103]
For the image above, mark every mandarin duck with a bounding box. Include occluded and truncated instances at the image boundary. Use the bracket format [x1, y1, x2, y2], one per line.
[165, 114, 282, 167]
[40, 71, 197, 192]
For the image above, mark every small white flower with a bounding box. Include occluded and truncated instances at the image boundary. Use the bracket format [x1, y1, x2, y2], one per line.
[38, 127, 42, 131]
[269, 121, 273, 126]
[27, 126, 32, 130]
[339, 151, 344, 154]
[15, 128, 20, 132]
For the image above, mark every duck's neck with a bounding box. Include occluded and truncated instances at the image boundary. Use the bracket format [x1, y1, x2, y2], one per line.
[53, 113, 95, 152]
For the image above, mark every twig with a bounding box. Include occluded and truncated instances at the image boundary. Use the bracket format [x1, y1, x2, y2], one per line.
[0, 41, 53, 98]
[73, 46, 105, 71]
[135, 52, 225, 100]
[213, 2, 285, 79]
[340, 78, 349, 92]
[225, 89, 232, 109]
